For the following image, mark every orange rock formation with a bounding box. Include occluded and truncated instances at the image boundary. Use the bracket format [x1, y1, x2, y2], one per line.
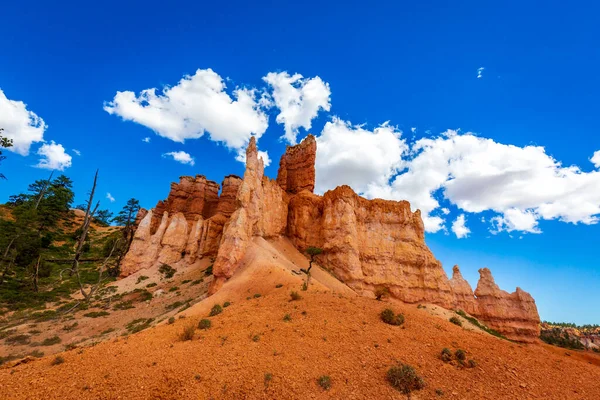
[121, 135, 541, 342]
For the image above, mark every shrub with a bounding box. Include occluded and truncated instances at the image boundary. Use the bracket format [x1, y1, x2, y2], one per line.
[380, 309, 405, 326]
[252, 334, 260, 342]
[83, 311, 110, 318]
[51, 356, 64, 366]
[592, 347, 600, 353]
[209, 304, 223, 316]
[435, 388, 444, 396]
[146, 282, 157, 288]
[455, 310, 507, 340]
[169, 286, 179, 292]
[440, 348, 452, 362]
[63, 322, 79, 331]
[182, 279, 191, 284]
[275, 284, 283, 288]
[375, 287, 389, 301]
[204, 265, 213, 275]
[386, 363, 425, 394]
[455, 349, 466, 361]
[168, 317, 176, 324]
[41, 336, 62, 346]
[190, 279, 203, 285]
[290, 291, 301, 301]
[198, 319, 211, 330]
[126, 318, 154, 333]
[301, 282, 308, 291]
[283, 314, 292, 322]
[5, 334, 30, 345]
[264, 372, 273, 387]
[253, 293, 261, 298]
[159, 264, 176, 279]
[223, 301, 231, 308]
[136, 275, 149, 284]
[449, 316, 462, 327]
[317, 375, 331, 390]
[113, 301, 135, 310]
[166, 301, 184, 310]
[468, 359, 477, 368]
[179, 324, 195, 341]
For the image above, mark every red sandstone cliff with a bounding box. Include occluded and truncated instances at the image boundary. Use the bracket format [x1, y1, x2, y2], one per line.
[120, 135, 541, 342]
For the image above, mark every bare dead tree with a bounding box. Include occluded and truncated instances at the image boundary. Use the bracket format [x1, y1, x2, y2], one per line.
[34, 171, 54, 210]
[71, 170, 99, 285]
[31, 255, 41, 292]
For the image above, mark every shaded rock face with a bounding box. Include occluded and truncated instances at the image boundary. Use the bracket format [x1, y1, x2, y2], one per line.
[121, 135, 540, 342]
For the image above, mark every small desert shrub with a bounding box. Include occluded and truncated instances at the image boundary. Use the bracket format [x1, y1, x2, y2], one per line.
[252, 334, 260, 342]
[290, 291, 301, 301]
[223, 301, 231, 308]
[136, 275, 149, 284]
[179, 324, 195, 341]
[380, 309, 405, 326]
[375, 287, 390, 301]
[29, 350, 44, 358]
[41, 336, 62, 346]
[449, 316, 463, 327]
[182, 279, 191, 284]
[386, 363, 425, 394]
[146, 282, 157, 288]
[253, 293, 261, 298]
[301, 282, 308, 291]
[101, 328, 115, 335]
[204, 265, 213, 275]
[63, 322, 79, 331]
[264, 372, 273, 386]
[592, 347, 600, 353]
[168, 317, 176, 325]
[468, 359, 477, 368]
[166, 301, 184, 310]
[275, 284, 283, 288]
[5, 334, 30, 345]
[159, 264, 176, 279]
[455, 349, 466, 361]
[84, 311, 110, 318]
[113, 301, 135, 311]
[209, 304, 223, 316]
[435, 388, 444, 396]
[28, 330, 42, 335]
[198, 319, 211, 330]
[51, 356, 64, 366]
[283, 314, 292, 322]
[440, 348, 452, 362]
[190, 279, 203, 285]
[126, 318, 155, 333]
[317, 375, 331, 390]
[169, 286, 179, 292]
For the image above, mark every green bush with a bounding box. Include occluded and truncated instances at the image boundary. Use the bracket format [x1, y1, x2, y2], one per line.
[223, 301, 231, 308]
[317, 375, 331, 390]
[168, 317, 176, 324]
[380, 309, 405, 326]
[455, 349, 466, 361]
[386, 363, 425, 394]
[253, 293, 261, 298]
[205, 265, 213, 275]
[209, 304, 223, 316]
[146, 282, 157, 288]
[136, 275, 149, 284]
[375, 287, 389, 301]
[5, 334, 30, 345]
[198, 319, 211, 330]
[290, 291, 301, 301]
[51, 356, 64, 366]
[275, 284, 283, 288]
[179, 324, 195, 341]
[283, 314, 292, 322]
[468, 359, 477, 368]
[41, 336, 62, 346]
[440, 348, 452, 362]
[159, 264, 176, 279]
[83, 311, 110, 318]
[449, 316, 462, 327]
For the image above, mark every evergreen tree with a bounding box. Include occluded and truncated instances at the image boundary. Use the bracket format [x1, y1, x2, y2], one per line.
[0, 128, 13, 180]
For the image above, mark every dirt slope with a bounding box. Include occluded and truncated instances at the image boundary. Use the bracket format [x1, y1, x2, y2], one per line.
[2, 240, 599, 399]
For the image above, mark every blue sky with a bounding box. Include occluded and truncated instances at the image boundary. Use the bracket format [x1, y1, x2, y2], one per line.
[1, 0, 599, 324]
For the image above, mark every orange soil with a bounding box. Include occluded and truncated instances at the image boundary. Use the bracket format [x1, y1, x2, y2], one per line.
[3, 241, 600, 400]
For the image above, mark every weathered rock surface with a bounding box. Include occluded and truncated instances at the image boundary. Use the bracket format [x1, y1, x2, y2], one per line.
[121, 133, 541, 342]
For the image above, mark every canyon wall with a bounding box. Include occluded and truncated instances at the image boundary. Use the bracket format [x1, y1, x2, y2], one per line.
[121, 135, 541, 342]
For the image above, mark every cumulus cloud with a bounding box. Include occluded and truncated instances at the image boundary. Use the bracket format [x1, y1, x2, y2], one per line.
[263, 72, 331, 144]
[162, 151, 195, 166]
[106, 192, 115, 203]
[451, 214, 471, 238]
[0, 89, 47, 155]
[591, 150, 600, 168]
[104, 69, 268, 151]
[477, 67, 484, 79]
[35, 141, 72, 171]
[235, 148, 271, 167]
[315, 117, 407, 195]
[142, 137, 151, 143]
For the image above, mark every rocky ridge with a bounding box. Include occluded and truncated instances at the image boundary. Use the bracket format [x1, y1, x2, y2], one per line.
[121, 135, 541, 341]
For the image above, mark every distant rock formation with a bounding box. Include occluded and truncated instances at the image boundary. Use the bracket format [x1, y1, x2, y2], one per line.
[120, 134, 541, 342]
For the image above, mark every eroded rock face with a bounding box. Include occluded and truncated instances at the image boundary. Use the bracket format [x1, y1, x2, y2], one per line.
[121, 133, 540, 342]
[473, 268, 541, 342]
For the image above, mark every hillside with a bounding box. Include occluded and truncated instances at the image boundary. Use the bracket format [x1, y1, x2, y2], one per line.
[1, 239, 599, 399]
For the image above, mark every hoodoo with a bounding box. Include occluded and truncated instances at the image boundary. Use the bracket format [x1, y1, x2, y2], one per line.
[122, 135, 541, 342]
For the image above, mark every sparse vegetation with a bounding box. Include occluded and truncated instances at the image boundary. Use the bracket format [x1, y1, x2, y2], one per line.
[51, 356, 64, 365]
[136, 275, 149, 284]
[290, 291, 301, 301]
[198, 319, 211, 330]
[62, 322, 79, 331]
[283, 314, 292, 322]
[223, 301, 231, 308]
[455, 349, 466, 361]
[126, 318, 154, 333]
[455, 310, 507, 340]
[301, 247, 323, 290]
[449, 316, 462, 327]
[179, 324, 195, 341]
[166, 301, 185, 310]
[169, 286, 179, 292]
[190, 279, 203, 285]
[375, 287, 389, 301]
[264, 372, 273, 387]
[252, 334, 260, 342]
[209, 304, 223, 316]
[83, 311, 110, 318]
[440, 348, 452, 362]
[41, 336, 62, 346]
[5, 334, 31, 345]
[168, 317, 176, 324]
[253, 293, 261, 298]
[317, 375, 331, 390]
[113, 300, 135, 310]
[386, 363, 425, 394]
[275, 284, 283, 288]
[159, 264, 176, 279]
[540, 328, 585, 350]
[380, 309, 405, 326]
[204, 265, 213, 275]
[146, 282, 157, 288]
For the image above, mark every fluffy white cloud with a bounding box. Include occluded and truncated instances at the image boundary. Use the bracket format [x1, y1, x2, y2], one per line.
[263, 72, 331, 144]
[451, 214, 471, 238]
[35, 141, 72, 171]
[591, 150, 600, 168]
[104, 69, 268, 151]
[0, 89, 47, 155]
[235, 148, 271, 167]
[315, 117, 407, 195]
[106, 192, 116, 203]
[162, 151, 195, 166]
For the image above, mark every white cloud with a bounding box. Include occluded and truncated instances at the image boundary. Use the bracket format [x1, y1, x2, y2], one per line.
[441, 208, 450, 215]
[315, 117, 407, 195]
[72, 149, 81, 156]
[0, 89, 47, 155]
[162, 151, 195, 166]
[104, 69, 268, 151]
[451, 214, 471, 238]
[35, 141, 72, 171]
[142, 137, 151, 143]
[235, 148, 271, 167]
[477, 67, 484, 79]
[411, 127, 417, 133]
[263, 72, 331, 144]
[106, 192, 116, 203]
[591, 150, 600, 168]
